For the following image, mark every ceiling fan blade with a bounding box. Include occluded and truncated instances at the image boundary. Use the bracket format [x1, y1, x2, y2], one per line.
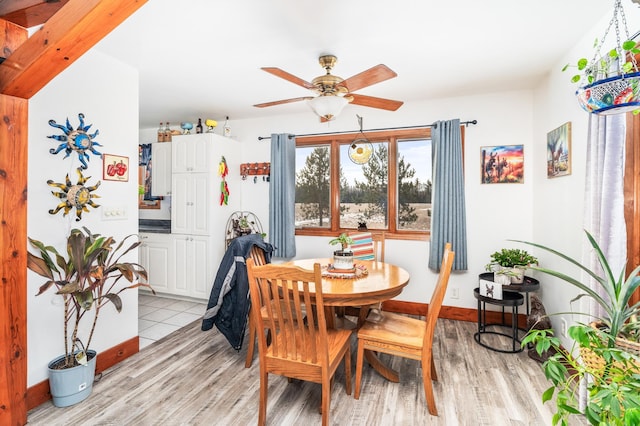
[261, 67, 316, 90]
[340, 64, 397, 93]
[253, 97, 313, 108]
[349, 94, 403, 111]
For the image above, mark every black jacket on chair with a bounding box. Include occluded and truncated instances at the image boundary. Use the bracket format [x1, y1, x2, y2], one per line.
[201, 234, 274, 350]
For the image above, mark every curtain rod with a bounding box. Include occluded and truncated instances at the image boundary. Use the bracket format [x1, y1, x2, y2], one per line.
[257, 119, 478, 140]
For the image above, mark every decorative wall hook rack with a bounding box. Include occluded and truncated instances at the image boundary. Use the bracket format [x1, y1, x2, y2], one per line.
[240, 162, 270, 181]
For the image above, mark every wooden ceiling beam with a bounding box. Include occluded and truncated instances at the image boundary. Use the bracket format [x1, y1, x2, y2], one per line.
[0, 0, 147, 99]
[0, 1, 70, 29]
[0, 19, 28, 61]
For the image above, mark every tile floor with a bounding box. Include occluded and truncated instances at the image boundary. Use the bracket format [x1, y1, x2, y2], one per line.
[138, 292, 207, 349]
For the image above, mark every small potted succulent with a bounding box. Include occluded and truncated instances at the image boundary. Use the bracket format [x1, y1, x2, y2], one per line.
[485, 248, 538, 284]
[329, 233, 354, 270]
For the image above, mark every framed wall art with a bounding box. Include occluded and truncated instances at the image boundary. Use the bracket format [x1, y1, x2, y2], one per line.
[547, 122, 571, 178]
[103, 154, 129, 182]
[138, 144, 162, 209]
[480, 145, 524, 184]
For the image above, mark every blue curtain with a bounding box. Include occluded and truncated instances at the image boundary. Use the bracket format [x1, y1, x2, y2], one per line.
[269, 133, 296, 258]
[428, 119, 468, 271]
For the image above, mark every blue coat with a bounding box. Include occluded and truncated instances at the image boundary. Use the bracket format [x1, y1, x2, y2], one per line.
[201, 234, 274, 350]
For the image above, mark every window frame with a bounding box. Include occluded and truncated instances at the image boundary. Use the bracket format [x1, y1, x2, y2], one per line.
[295, 127, 434, 241]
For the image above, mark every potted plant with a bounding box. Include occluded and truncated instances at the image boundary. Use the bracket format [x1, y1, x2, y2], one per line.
[517, 230, 640, 425]
[562, 0, 640, 115]
[485, 248, 538, 284]
[329, 233, 354, 270]
[27, 227, 152, 407]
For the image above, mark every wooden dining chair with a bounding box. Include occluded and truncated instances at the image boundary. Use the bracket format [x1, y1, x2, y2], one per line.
[346, 231, 386, 319]
[354, 242, 455, 416]
[246, 258, 353, 426]
[348, 231, 385, 262]
[244, 245, 268, 368]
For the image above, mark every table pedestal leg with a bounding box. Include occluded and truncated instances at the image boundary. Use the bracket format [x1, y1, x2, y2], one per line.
[365, 350, 400, 383]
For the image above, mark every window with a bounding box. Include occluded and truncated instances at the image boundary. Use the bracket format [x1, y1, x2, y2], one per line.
[295, 128, 434, 238]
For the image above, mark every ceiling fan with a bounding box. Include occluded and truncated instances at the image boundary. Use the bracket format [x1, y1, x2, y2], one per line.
[254, 55, 404, 121]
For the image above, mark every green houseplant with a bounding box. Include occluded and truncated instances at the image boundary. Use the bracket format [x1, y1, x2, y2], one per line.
[27, 227, 152, 406]
[516, 230, 640, 425]
[329, 233, 354, 270]
[485, 248, 538, 283]
[329, 233, 353, 252]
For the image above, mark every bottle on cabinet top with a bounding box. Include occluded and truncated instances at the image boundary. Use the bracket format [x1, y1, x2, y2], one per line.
[164, 122, 172, 142]
[196, 118, 203, 134]
[157, 122, 164, 142]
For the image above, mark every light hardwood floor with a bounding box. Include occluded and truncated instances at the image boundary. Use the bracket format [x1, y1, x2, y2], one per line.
[27, 318, 588, 425]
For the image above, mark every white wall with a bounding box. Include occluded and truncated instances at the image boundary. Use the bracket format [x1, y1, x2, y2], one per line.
[27, 49, 139, 386]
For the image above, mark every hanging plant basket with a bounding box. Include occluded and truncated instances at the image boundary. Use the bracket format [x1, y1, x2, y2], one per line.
[576, 72, 640, 115]
[564, 0, 640, 115]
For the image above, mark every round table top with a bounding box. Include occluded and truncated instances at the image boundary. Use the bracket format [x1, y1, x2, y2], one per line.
[286, 258, 411, 307]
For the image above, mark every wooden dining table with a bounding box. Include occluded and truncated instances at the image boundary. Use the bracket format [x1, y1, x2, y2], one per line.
[285, 257, 411, 382]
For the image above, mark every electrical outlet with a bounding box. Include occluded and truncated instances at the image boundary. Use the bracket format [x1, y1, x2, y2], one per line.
[561, 318, 568, 337]
[450, 287, 459, 299]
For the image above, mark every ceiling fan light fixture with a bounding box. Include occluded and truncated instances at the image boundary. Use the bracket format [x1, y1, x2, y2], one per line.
[307, 95, 349, 121]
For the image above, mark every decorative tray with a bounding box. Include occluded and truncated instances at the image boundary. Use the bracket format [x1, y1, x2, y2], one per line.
[322, 263, 368, 279]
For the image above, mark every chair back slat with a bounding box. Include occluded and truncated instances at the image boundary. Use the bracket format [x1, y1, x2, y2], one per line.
[349, 231, 385, 262]
[247, 259, 325, 365]
[423, 243, 455, 352]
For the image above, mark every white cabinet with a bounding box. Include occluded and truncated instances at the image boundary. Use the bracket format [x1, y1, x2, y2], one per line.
[171, 173, 210, 235]
[172, 235, 212, 299]
[138, 233, 173, 295]
[171, 136, 211, 173]
[151, 143, 172, 197]
[168, 133, 240, 300]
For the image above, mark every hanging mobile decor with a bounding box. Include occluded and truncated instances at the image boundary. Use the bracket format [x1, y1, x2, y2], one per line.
[348, 115, 373, 165]
[218, 156, 230, 205]
[47, 168, 101, 221]
[47, 113, 102, 170]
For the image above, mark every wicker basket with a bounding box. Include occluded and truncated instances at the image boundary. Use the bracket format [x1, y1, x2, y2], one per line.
[579, 324, 640, 376]
[615, 335, 640, 356]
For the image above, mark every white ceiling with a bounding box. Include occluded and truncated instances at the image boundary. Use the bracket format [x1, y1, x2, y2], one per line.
[94, 0, 620, 129]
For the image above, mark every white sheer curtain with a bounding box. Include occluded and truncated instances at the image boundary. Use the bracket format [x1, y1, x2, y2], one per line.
[583, 113, 627, 318]
[580, 113, 626, 409]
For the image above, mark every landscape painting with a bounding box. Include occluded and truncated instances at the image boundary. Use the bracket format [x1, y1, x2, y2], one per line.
[480, 145, 524, 184]
[547, 122, 571, 178]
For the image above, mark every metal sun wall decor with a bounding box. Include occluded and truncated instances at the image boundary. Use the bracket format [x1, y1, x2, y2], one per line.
[48, 113, 102, 170]
[48, 168, 101, 221]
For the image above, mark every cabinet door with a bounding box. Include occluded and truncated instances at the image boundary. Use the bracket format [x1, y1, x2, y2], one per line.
[171, 174, 191, 234]
[172, 235, 211, 299]
[139, 233, 172, 294]
[151, 143, 172, 196]
[171, 173, 210, 235]
[171, 236, 191, 296]
[190, 236, 212, 300]
[171, 135, 211, 173]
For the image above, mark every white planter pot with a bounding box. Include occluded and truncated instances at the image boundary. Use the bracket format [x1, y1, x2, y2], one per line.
[509, 267, 525, 284]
